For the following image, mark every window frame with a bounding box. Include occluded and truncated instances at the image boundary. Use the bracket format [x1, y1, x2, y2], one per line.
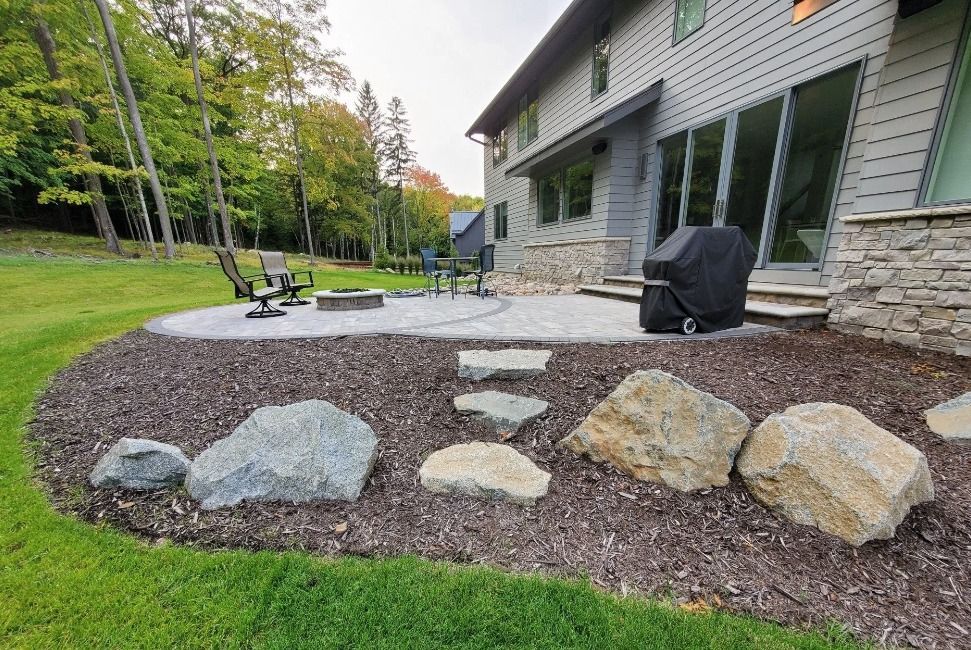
[536, 159, 595, 227]
[493, 202, 508, 240]
[492, 126, 508, 168]
[672, 0, 706, 46]
[920, 9, 971, 207]
[792, 0, 841, 25]
[591, 15, 611, 99]
[517, 92, 539, 150]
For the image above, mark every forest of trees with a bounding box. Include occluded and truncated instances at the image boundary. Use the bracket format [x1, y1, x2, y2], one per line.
[0, 0, 483, 260]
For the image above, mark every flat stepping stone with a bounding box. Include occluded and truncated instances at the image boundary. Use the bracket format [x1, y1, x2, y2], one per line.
[454, 391, 549, 431]
[458, 349, 552, 381]
[925, 392, 971, 443]
[419, 442, 551, 506]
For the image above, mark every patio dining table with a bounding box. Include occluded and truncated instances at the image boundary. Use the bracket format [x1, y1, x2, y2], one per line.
[429, 256, 478, 299]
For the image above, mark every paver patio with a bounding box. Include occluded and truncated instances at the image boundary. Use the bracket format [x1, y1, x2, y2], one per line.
[145, 294, 775, 342]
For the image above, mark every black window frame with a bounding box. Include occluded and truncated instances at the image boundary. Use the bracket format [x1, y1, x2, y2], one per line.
[492, 126, 508, 168]
[518, 92, 539, 150]
[493, 202, 508, 240]
[672, 0, 706, 45]
[536, 159, 595, 226]
[591, 16, 611, 98]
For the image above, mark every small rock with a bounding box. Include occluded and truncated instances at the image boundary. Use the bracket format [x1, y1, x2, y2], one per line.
[419, 442, 551, 505]
[737, 403, 934, 546]
[454, 391, 549, 431]
[458, 349, 552, 381]
[186, 400, 377, 509]
[559, 370, 751, 492]
[89, 438, 190, 490]
[925, 392, 971, 443]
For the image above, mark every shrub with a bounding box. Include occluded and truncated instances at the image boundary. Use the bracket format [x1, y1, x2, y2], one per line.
[373, 250, 392, 270]
[396, 259, 405, 275]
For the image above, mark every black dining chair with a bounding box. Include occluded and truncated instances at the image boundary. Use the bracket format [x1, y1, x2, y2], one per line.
[420, 247, 447, 298]
[465, 244, 495, 299]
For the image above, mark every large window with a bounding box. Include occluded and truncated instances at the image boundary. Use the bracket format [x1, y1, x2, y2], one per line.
[538, 172, 561, 225]
[492, 127, 508, 167]
[592, 18, 610, 97]
[493, 202, 508, 240]
[518, 93, 539, 149]
[538, 161, 594, 225]
[926, 33, 971, 204]
[652, 61, 861, 268]
[673, 0, 705, 43]
[769, 64, 859, 264]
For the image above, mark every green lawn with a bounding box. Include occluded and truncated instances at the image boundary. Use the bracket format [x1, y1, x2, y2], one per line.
[0, 246, 858, 647]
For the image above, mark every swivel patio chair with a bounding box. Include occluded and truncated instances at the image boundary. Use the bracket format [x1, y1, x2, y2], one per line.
[420, 247, 448, 298]
[464, 244, 495, 299]
[259, 250, 315, 306]
[214, 248, 288, 318]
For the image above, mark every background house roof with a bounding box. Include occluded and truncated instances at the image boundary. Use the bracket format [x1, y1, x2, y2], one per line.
[449, 210, 484, 237]
[465, 0, 610, 138]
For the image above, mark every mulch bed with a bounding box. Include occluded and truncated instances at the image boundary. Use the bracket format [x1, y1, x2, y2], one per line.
[29, 329, 971, 648]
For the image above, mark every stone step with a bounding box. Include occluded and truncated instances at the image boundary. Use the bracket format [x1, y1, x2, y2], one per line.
[578, 284, 829, 330]
[601, 276, 831, 309]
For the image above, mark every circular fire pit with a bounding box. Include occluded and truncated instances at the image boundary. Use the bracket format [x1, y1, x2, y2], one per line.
[313, 289, 386, 311]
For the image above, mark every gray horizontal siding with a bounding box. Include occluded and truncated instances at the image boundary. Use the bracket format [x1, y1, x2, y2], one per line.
[482, 0, 966, 283]
[853, 0, 967, 214]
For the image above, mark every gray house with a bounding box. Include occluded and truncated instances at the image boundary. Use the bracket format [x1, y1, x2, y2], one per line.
[468, 0, 971, 353]
[449, 209, 485, 257]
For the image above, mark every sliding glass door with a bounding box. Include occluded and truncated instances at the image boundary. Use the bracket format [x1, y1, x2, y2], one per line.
[652, 61, 862, 269]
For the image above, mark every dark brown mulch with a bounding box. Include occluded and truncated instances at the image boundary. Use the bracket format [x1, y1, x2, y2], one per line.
[29, 329, 971, 648]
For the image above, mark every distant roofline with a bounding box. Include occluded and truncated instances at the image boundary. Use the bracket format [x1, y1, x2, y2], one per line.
[465, 0, 609, 138]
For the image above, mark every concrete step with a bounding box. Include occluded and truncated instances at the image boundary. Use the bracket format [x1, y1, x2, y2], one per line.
[578, 284, 829, 330]
[601, 276, 831, 309]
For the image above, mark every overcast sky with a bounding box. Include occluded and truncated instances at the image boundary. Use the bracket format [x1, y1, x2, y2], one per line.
[326, 0, 573, 198]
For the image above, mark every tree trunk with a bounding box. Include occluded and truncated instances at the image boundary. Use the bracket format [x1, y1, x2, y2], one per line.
[184, 0, 234, 255]
[399, 180, 410, 257]
[93, 0, 175, 258]
[34, 18, 123, 255]
[80, 0, 156, 260]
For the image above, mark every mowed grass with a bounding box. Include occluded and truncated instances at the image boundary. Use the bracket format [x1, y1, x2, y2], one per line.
[0, 245, 859, 647]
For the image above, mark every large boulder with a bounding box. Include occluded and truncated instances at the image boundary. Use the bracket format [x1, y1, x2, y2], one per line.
[419, 442, 551, 506]
[90, 438, 190, 490]
[737, 403, 934, 546]
[186, 400, 378, 509]
[454, 391, 549, 431]
[458, 349, 552, 381]
[559, 370, 750, 492]
[925, 392, 971, 443]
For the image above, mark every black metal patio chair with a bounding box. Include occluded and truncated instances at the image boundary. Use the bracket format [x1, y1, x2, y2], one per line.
[214, 248, 288, 318]
[420, 247, 448, 298]
[259, 250, 314, 306]
[464, 244, 495, 299]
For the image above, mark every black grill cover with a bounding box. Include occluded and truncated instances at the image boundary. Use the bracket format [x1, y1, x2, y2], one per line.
[640, 226, 756, 333]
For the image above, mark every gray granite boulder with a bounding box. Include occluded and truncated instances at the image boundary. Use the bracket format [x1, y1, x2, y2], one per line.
[925, 392, 971, 443]
[419, 442, 550, 505]
[458, 349, 552, 381]
[90, 438, 190, 490]
[454, 391, 549, 431]
[186, 400, 378, 509]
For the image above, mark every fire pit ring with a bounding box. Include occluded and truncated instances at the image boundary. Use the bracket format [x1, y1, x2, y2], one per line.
[312, 289, 386, 311]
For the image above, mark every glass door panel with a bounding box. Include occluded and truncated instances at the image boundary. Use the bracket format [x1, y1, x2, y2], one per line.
[655, 131, 689, 248]
[684, 118, 727, 226]
[724, 96, 785, 249]
[769, 63, 861, 264]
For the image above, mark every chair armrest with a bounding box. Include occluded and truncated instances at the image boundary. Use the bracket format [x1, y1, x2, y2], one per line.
[245, 274, 287, 295]
[291, 269, 313, 284]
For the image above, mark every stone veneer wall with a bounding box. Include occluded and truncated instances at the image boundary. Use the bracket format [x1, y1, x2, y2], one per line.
[827, 206, 971, 357]
[522, 237, 630, 285]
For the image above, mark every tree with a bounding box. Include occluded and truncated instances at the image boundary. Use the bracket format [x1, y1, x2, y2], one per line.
[381, 96, 414, 256]
[80, 0, 156, 259]
[184, 0, 233, 253]
[355, 79, 382, 257]
[93, 0, 176, 258]
[33, 17, 122, 254]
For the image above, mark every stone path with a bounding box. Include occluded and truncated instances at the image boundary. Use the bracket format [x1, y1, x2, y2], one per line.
[145, 294, 776, 343]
